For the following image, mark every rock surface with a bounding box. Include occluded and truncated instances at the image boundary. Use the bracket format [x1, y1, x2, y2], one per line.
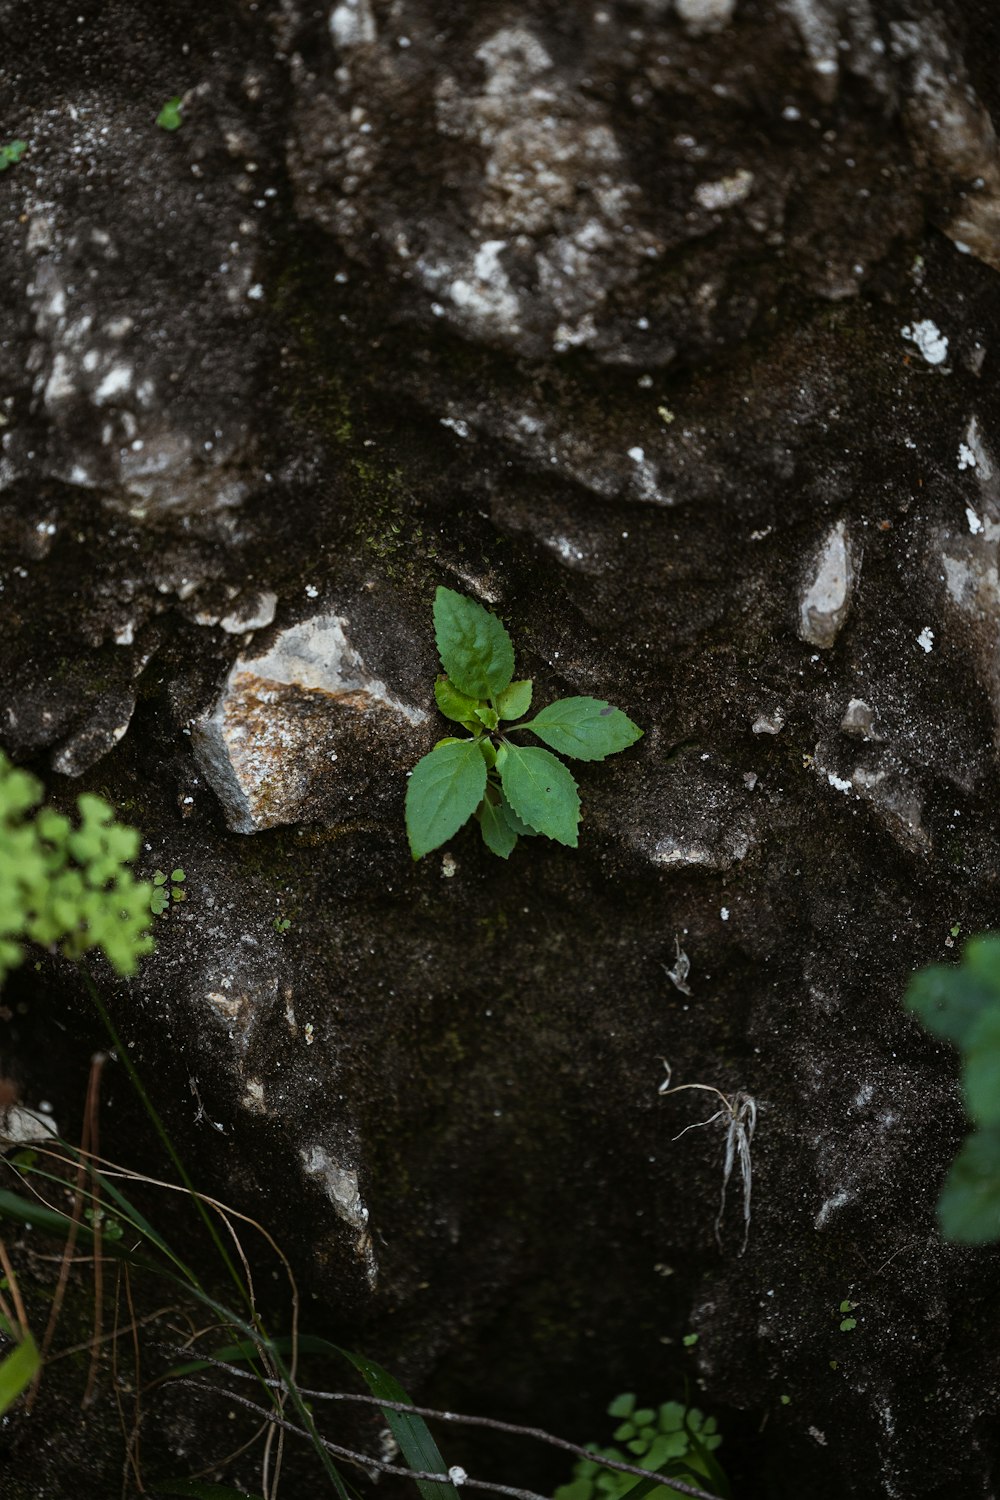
[3, 1, 1000, 1497]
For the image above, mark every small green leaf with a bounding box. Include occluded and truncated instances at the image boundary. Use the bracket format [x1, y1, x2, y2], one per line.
[838, 1300, 854, 1313]
[497, 743, 580, 846]
[682, 1333, 699, 1347]
[951, 924, 961, 938]
[433, 587, 514, 699]
[475, 706, 499, 731]
[171, 868, 186, 883]
[607, 1393, 636, 1419]
[839, 1318, 857, 1332]
[434, 676, 482, 726]
[937, 1125, 1000, 1242]
[779, 1394, 791, 1405]
[478, 738, 498, 770]
[522, 696, 643, 761]
[479, 796, 518, 859]
[153, 870, 167, 886]
[156, 97, 184, 131]
[0, 140, 27, 172]
[496, 679, 533, 720]
[406, 740, 487, 859]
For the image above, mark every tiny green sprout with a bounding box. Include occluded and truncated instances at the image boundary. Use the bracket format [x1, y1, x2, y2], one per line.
[779, 1394, 791, 1406]
[950, 923, 961, 938]
[840, 1318, 857, 1332]
[0, 140, 27, 172]
[406, 588, 642, 859]
[156, 97, 183, 131]
[150, 867, 186, 917]
[682, 1333, 699, 1348]
[274, 916, 292, 934]
[84, 1207, 124, 1241]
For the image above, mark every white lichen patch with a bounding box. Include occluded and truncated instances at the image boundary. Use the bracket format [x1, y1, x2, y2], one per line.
[329, 0, 376, 49]
[242, 1079, 266, 1113]
[798, 520, 855, 648]
[300, 1143, 377, 1285]
[958, 442, 976, 471]
[675, 0, 737, 34]
[694, 169, 754, 212]
[966, 507, 984, 536]
[900, 319, 948, 366]
[916, 626, 934, 653]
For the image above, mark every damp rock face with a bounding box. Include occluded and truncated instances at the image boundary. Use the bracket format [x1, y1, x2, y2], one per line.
[4, 3, 1000, 1499]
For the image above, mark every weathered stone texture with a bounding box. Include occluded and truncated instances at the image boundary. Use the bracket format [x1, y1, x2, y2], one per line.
[4, 1, 1000, 1497]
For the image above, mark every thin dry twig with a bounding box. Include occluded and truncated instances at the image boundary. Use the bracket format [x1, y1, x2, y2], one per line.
[173, 1363, 722, 1500]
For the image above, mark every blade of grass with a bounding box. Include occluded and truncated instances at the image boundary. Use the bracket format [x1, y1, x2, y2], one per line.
[340, 1350, 458, 1500]
[0, 1330, 40, 1414]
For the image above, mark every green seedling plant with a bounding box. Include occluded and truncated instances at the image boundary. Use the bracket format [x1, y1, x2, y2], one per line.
[905, 934, 1000, 1242]
[150, 866, 186, 916]
[156, 96, 183, 131]
[406, 588, 642, 859]
[554, 1392, 728, 1500]
[0, 140, 27, 172]
[0, 751, 153, 982]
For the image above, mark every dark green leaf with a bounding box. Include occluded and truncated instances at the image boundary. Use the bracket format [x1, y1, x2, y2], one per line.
[341, 1350, 458, 1500]
[433, 588, 514, 699]
[522, 697, 643, 761]
[905, 953, 1000, 1047]
[938, 1126, 1000, 1242]
[498, 791, 536, 837]
[478, 738, 497, 770]
[497, 744, 580, 846]
[406, 741, 487, 859]
[434, 676, 482, 726]
[966, 1008, 1000, 1125]
[496, 680, 533, 720]
[479, 797, 518, 859]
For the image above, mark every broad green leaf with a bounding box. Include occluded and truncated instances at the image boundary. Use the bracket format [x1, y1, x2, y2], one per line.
[497, 743, 580, 846]
[937, 1126, 1000, 1242]
[905, 955, 1000, 1047]
[434, 676, 482, 725]
[433, 587, 514, 699]
[522, 697, 643, 761]
[0, 1331, 39, 1415]
[479, 797, 518, 859]
[965, 1008, 1000, 1126]
[406, 740, 487, 859]
[496, 679, 533, 720]
[342, 1350, 458, 1500]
